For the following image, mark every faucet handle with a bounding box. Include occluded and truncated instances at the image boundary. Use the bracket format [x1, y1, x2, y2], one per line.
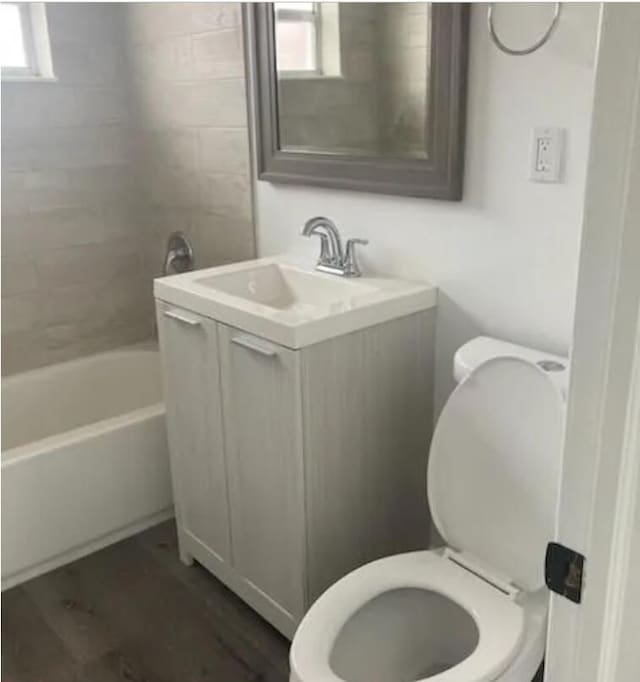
[343, 238, 369, 277]
[164, 231, 194, 276]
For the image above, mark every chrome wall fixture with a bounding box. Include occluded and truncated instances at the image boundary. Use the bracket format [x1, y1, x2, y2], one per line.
[163, 231, 194, 276]
[488, 3, 562, 56]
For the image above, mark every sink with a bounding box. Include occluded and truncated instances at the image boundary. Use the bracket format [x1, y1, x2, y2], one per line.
[154, 257, 436, 348]
[195, 263, 374, 312]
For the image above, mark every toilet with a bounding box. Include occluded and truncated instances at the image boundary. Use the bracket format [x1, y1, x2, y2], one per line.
[290, 336, 568, 682]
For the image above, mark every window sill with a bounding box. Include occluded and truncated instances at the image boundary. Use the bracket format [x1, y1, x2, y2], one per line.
[1, 74, 58, 84]
[278, 73, 344, 82]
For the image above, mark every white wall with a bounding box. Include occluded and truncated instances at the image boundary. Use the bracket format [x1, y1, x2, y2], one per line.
[254, 3, 600, 413]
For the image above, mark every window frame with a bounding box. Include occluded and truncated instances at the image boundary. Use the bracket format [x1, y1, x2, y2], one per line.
[1, 3, 55, 82]
[274, 2, 322, 78]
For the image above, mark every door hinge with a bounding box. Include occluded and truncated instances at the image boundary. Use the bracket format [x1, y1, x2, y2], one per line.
[545, 542, 585, 604]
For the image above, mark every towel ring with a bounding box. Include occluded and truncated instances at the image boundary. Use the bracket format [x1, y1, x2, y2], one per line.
[488, 2, 562, 56]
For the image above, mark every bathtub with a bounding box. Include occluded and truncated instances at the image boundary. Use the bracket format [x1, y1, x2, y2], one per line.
[1, 347, 173, 590]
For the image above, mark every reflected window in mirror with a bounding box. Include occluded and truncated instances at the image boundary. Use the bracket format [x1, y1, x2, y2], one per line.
[274, 3, 320, 74]
[275, 3, 342, 79]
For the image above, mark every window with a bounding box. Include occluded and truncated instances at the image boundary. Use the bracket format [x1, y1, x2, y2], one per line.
[1, 3, 54, 80]
[274, 2, 320, 75]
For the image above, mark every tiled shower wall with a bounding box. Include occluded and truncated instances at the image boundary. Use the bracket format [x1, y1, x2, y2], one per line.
[1, 4, 148, 374]
[126, 3, 255, 283]
[1, 3, 255, 375]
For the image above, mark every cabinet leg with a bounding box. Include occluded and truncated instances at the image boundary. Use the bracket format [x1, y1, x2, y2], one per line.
[179, 548, 194, 566]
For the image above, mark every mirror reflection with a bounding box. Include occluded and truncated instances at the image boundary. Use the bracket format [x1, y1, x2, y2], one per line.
[274, 2, 432, 159]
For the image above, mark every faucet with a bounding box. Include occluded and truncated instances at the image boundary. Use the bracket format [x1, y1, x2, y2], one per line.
[302, 217, 368, 277]
[163, 231, 194, 276]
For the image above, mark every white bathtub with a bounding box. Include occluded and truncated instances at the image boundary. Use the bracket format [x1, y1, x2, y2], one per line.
[1, 347, 173, 590]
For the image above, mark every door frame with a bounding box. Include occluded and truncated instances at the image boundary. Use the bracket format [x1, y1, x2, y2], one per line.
[545, 4, 640, 681]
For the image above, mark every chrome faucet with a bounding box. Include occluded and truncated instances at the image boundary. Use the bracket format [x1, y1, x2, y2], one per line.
[163, 231, 194, 276]
[302, 217, 368, 277]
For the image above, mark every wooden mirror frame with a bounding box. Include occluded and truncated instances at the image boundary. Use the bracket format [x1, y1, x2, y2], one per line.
[246, 3, 470, 200]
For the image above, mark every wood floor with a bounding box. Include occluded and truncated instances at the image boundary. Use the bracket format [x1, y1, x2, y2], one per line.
[2, 520, 546, 682]
[1, 521, 290, 682]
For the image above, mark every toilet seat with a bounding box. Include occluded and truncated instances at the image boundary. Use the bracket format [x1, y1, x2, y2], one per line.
[290, 356, 566, 682]
[290, 551, 525, 682]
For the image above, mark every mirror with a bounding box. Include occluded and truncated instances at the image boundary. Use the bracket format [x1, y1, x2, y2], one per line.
[275, 3, 431, 159]
[248, 3, 469, 199]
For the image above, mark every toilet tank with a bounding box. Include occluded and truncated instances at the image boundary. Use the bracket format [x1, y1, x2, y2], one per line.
[454, 336, 569, 395]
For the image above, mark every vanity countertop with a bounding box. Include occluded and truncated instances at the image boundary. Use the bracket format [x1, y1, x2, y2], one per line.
[154, 256, 437, 349]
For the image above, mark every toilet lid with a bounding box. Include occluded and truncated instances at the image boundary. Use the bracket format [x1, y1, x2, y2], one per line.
[428, 357, 565, 591]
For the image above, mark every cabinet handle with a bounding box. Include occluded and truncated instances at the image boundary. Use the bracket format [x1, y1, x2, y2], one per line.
[231, 334, 278, 358]
[163, 308, 201, 326]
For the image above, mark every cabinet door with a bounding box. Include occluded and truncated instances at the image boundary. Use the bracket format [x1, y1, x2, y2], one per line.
[156, 303, 230, 564]
[218, 325, 305, 624]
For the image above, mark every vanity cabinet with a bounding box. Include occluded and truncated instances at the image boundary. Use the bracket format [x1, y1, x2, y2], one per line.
[156, 299, 434, 638]
[157, 306, 231, 566]
[218, 325, 306, 624]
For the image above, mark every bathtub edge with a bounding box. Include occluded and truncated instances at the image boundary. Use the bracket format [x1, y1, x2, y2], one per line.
[1, 507, 174, 591]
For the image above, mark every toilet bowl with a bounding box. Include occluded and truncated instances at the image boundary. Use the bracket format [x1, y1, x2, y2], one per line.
[290, 338, 567, 682]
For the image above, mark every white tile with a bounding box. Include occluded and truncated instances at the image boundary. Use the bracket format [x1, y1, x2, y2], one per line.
[35, 241, 141, 289]
[200, 173, 252, 221]
[199, 128, 249, 175]
[1, 171, 28, 213]
[168, 80, 248, 128]
[40, 284, 101, 327]
[1, 256, 38, 297]
[29, 207, 106, 250]
[1, 294, 39, 334]
[192, 29, 244, 79]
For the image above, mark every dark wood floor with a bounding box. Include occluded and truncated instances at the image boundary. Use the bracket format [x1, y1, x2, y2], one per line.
[1, 521, 290, 682]
[2, 521, 547, 682]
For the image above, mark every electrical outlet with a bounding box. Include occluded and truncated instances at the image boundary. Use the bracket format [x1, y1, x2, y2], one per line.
[530, 127, 565, 183]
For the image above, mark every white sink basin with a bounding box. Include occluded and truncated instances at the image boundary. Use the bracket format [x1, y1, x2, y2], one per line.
[195, 262, 375, 312]
[154, 257, 436, 348]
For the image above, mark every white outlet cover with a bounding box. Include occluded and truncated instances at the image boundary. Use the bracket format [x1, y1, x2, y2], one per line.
[530, 127, 565, 183]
